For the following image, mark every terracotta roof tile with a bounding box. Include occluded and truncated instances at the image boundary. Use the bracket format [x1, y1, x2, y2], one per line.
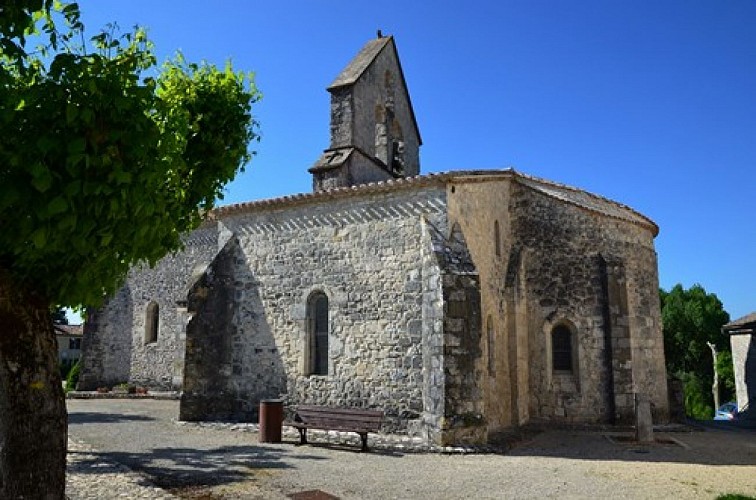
[54, 324, 83, 336]
[209, 169, 659, 235]
[723, 312, 756, 331]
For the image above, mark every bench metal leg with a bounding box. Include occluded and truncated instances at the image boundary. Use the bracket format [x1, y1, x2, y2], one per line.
[359, 433, 369, 452]
[297, 427, 308, 445]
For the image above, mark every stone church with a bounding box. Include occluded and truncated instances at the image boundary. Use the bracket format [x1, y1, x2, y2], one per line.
[79, 35, 670, 445]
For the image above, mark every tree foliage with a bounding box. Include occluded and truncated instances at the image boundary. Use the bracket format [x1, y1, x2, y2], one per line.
[1, 1, 260, 307]
[51, 305, 68, 324]
[0, 0, 66, 62]
[660, 283, 732, 418]
[716, 350, 736, 396]
[678, 371, 714, 420]
[660, 284, 730, 374]
[0, 3, 259, 496]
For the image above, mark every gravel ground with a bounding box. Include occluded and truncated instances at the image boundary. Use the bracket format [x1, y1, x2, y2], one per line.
[67, 399, 756, 499]
[66, 438, 178, 499]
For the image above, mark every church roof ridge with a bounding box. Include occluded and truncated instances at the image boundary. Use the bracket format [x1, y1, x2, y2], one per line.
[209, 169, 658, 235]
[209, 171, 450, 219]
[510, 171, 659, 236]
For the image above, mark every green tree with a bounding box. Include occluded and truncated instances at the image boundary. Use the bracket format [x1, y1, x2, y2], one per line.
[0, 2, 260, 497]
[660, 284, 731, 419]
[716, 350, 736, 397]
[51, 305, 68, 325]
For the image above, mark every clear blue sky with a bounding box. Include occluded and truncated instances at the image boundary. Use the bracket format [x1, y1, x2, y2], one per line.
[76, 0, 756, 321]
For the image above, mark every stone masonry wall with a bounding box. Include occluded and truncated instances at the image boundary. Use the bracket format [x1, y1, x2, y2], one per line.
[312, 167, 347, 192]
[421, 219, 484, 445]
[181, 186, 449, 433]
[419, 218, 446, 441]
[347, 149, 396, 185]
[313, 149, 396, 192]
[445, 177, 519, 436]
[83, 169, 670, 439]
[128, 226, 222, 390]
[350, 44, 420, 177]
[78, 286, 133, 390]
[600, 255, 633, 423]
[81, 225, 221, 390]
[180, 237, 251, 421]
[439, 262, 483, 444]
[730, 333, 755, 412]
[511, 182, 669, 424]
[329, 87, 353, 148]
[623, 242, 670, 422]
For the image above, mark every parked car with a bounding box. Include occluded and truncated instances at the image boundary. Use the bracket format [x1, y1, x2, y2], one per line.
[714, 401, 738, 421]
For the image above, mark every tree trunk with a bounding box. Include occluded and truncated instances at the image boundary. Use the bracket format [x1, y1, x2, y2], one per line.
[707, 341, 719, 411]
[0, 270, 67, 499]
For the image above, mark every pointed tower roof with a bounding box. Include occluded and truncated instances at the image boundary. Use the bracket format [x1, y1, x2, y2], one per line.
[328, 36, 393, 89]
[327, 35, 421, 145]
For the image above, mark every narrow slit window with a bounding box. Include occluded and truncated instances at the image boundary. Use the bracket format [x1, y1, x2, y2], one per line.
[552, 325, 572, 372]
[494, 220, 501, 257]
[145, 301, 159, 344]
[307, 292, 329, 375]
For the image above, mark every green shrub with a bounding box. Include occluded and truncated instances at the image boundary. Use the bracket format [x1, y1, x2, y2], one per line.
[680, 372, 713, 419]
[65, 360, 81, 393]
[716, 350, 736, 401]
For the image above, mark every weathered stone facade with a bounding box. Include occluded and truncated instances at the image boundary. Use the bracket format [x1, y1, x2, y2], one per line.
[723, 313, 756, 416]
[180, 186, 449, 435]
[80, 35, 670, 445]
[310, 36, 420, 191]
[79, 226, 220, 391]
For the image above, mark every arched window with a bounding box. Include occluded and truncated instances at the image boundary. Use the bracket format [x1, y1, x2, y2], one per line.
[145, 301, 159, 345]
[494, 220, 501, 257]
[551, 324, 573, 372]
[307, 292, 329, 376]
[487, 315, 495, 375]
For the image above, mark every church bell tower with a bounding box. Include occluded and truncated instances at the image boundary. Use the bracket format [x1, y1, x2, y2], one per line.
[309, 34, 422, 192]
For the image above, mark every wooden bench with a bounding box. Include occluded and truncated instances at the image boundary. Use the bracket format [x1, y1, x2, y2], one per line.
[286, 405, 383, 451]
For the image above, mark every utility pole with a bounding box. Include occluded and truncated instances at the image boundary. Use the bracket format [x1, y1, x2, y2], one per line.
[707, 341, 719, 411]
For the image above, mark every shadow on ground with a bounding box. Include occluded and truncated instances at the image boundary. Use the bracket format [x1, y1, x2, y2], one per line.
[68, 444, 327, 489]
[696, 417, 756, 432]
[503, 424, 756, 467]
[67, 399, 756, 478]
[286, 440, 404, 457]
[68, 412, 156, 425]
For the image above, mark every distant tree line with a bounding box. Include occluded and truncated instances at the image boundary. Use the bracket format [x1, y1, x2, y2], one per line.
[660, 284, 733, 419]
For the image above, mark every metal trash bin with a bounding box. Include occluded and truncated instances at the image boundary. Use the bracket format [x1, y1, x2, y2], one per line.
[259, 399, 284, 443]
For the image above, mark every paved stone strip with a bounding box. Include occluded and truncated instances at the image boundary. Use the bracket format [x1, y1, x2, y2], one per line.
[175, 420, 695, 455]
[175, 420, 491, 454]
[66, 439, 177, 500]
